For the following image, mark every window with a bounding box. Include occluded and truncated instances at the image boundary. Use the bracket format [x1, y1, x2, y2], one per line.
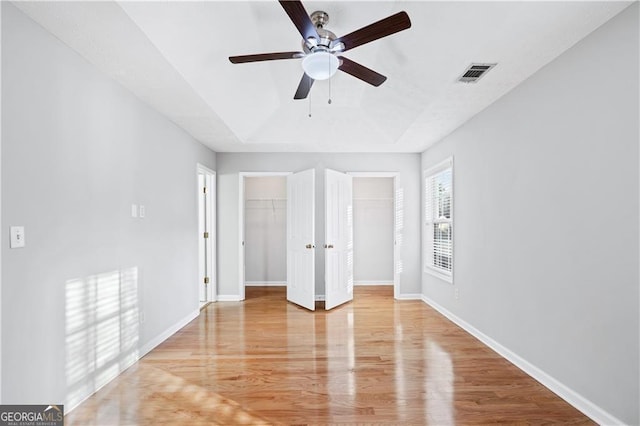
[424, 158, 453, 282]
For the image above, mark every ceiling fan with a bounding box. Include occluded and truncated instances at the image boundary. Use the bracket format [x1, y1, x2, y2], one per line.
[229, 1, 411, 100]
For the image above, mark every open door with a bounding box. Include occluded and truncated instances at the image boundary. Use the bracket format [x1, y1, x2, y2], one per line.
[287, 169, 316, 310]
[325, 169, 354, 310]
[198, 165, 216, 305]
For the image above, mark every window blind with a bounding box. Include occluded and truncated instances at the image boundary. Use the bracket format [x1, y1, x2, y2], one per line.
[425, 163, 453, 276]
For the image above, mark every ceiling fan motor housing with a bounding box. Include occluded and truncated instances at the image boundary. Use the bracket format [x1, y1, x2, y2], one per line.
[303, 11, 339, 53]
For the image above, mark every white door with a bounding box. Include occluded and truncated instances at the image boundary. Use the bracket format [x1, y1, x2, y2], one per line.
[198, 173, 207, 302]
[325, 169, 354, 310]
[287, 169, 316, 310]
[198, 168, 216, 304]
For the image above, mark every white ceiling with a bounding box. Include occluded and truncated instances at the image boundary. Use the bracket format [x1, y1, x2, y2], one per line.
[14, 1, 631, 153]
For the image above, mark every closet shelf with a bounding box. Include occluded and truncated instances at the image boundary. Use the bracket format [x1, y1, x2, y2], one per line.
[245, 198, 287, 211]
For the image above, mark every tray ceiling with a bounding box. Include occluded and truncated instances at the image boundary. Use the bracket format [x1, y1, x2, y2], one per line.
[13, 1, 632, 152]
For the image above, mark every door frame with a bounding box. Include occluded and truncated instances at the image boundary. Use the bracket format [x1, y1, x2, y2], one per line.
[238, 172, 292, 300]
[347, 172, 400, 299]
[197, 164, 216, 303]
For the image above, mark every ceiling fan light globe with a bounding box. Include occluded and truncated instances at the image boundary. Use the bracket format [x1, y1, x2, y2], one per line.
[302, 51, 339, 80]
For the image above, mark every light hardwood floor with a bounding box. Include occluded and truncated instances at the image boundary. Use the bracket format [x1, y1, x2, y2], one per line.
[66, 286, 593, 425]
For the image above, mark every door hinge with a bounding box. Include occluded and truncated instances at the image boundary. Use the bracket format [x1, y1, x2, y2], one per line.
[203, 186, 207, 194]
[204, 276, 210, 284]
[203, 232, 209, 239]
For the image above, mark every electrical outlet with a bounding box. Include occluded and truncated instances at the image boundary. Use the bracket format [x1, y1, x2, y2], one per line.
[454, 288, 459, 300]
[139, 205, 146, 218]
[131, 204, 138, 218]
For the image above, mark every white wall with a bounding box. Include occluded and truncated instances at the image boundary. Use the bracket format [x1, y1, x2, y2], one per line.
[1, 3, 216, 408]
[217, 153, 421, 298]
[244, 177, 287, 283]
[353, 177, 394, 283]
[421, 4, 638, 424]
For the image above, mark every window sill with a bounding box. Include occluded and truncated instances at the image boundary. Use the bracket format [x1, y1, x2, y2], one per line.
[424, 267, 453, 284]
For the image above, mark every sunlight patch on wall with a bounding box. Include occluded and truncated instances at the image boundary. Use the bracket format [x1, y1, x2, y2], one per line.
[65, 267, 140, 409]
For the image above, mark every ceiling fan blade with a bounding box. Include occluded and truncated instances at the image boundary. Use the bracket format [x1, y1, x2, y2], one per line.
[338, 57, 387, 86]
[279, 1, 320, 42]
[294, 73, 314, 99]
[229, 51, 304, 64]
[334, 11, 411, 52]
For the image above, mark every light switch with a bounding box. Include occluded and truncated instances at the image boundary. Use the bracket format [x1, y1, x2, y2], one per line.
[10, 226, 25, 248]
[139, 205, 146, 218]
[131, 204, 138, 218]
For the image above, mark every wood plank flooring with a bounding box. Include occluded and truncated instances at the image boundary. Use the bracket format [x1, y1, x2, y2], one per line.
[66, 286, 593, 425]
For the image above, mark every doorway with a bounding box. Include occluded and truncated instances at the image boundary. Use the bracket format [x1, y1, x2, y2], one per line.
[238, 172, 291, 301]
[239, 169, 354, 311]
[244, 176, 288, 287]
[197, 165, 216, 308]
[239, 170, 399, 306]
[348, 172, 400, 298]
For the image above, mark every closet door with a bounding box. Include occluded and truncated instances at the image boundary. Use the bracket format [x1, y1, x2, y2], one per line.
[286, 169, 316, 310]
[325, 169, 354, 310]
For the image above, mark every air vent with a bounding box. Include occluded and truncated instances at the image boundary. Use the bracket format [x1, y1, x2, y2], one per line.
[458, 63, 497, 83]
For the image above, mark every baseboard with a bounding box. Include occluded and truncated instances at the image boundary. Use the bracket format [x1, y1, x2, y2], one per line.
[217, 295, 243, 301]
[245, 281, 286, 287]
[420, 295, 624, 426]
[354, 281, 393, 286]
[395, 293, 422, 300]
[139, 309, 200, 357]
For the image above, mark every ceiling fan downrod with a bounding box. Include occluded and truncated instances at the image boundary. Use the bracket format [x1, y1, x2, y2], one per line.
[310, 10, 329, 29]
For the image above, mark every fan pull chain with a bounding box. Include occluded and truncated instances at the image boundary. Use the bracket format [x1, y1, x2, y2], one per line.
[328, 55, 332, 105]
[308, 86, 312, 118]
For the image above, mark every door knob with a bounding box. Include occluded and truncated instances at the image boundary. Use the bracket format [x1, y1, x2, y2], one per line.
[327, 244, 334, 249]
[306, 244, 314, 249]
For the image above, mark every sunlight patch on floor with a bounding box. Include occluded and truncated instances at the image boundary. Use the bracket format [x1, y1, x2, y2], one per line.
[65, 363, 275, 425]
